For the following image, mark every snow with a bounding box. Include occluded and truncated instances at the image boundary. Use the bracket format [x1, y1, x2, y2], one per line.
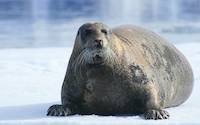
[0, 43, 199, 125]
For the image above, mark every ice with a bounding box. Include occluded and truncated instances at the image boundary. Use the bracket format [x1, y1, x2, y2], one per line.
[0, 42, 199, 124]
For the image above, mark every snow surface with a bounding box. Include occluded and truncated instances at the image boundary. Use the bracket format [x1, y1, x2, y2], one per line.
[0, 43, 199, 125]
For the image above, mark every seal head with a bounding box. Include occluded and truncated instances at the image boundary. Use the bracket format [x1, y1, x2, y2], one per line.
[75, 22, 114, 67]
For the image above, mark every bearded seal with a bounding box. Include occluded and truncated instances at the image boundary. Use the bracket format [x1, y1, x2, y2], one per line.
[47, 22, 193, 120]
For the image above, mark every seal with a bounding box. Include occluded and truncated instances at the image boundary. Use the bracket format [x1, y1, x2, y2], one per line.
[47, 22, 193, 120]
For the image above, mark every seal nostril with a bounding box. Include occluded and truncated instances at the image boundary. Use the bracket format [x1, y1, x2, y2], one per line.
[95, 39, 102, 42]
[95, 39, 103, 48]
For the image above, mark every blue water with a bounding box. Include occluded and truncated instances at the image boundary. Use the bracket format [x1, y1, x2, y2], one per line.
[0, 0, 200, 48]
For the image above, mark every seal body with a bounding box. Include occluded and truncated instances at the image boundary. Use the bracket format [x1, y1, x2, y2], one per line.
[47, 22, 193, 120]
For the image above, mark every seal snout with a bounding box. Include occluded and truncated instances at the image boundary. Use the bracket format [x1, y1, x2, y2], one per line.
[94, 39, 103, 49]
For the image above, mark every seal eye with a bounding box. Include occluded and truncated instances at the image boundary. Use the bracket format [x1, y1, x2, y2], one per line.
[101, 29, 108, 35]
[85, 29, 93, 36]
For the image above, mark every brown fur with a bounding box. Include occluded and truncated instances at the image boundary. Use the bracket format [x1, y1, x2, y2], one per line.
[47, 22, 193, 120]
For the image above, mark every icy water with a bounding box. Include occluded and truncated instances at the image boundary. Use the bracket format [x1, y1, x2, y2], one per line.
[1, 19, 200, 48]
[0, 0, 200, 48]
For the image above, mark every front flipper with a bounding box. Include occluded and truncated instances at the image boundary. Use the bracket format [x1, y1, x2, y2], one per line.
[47, 104, 73, 116]
[144, 109, 169, 120]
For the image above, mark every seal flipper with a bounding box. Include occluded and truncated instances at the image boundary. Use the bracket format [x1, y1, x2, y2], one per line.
[140, 81, 169, 120]
[143, 109, 169, 120]
[47, 104, 73, 116]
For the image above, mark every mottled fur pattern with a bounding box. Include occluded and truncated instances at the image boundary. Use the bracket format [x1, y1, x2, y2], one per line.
[47, 22, 193, 120]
